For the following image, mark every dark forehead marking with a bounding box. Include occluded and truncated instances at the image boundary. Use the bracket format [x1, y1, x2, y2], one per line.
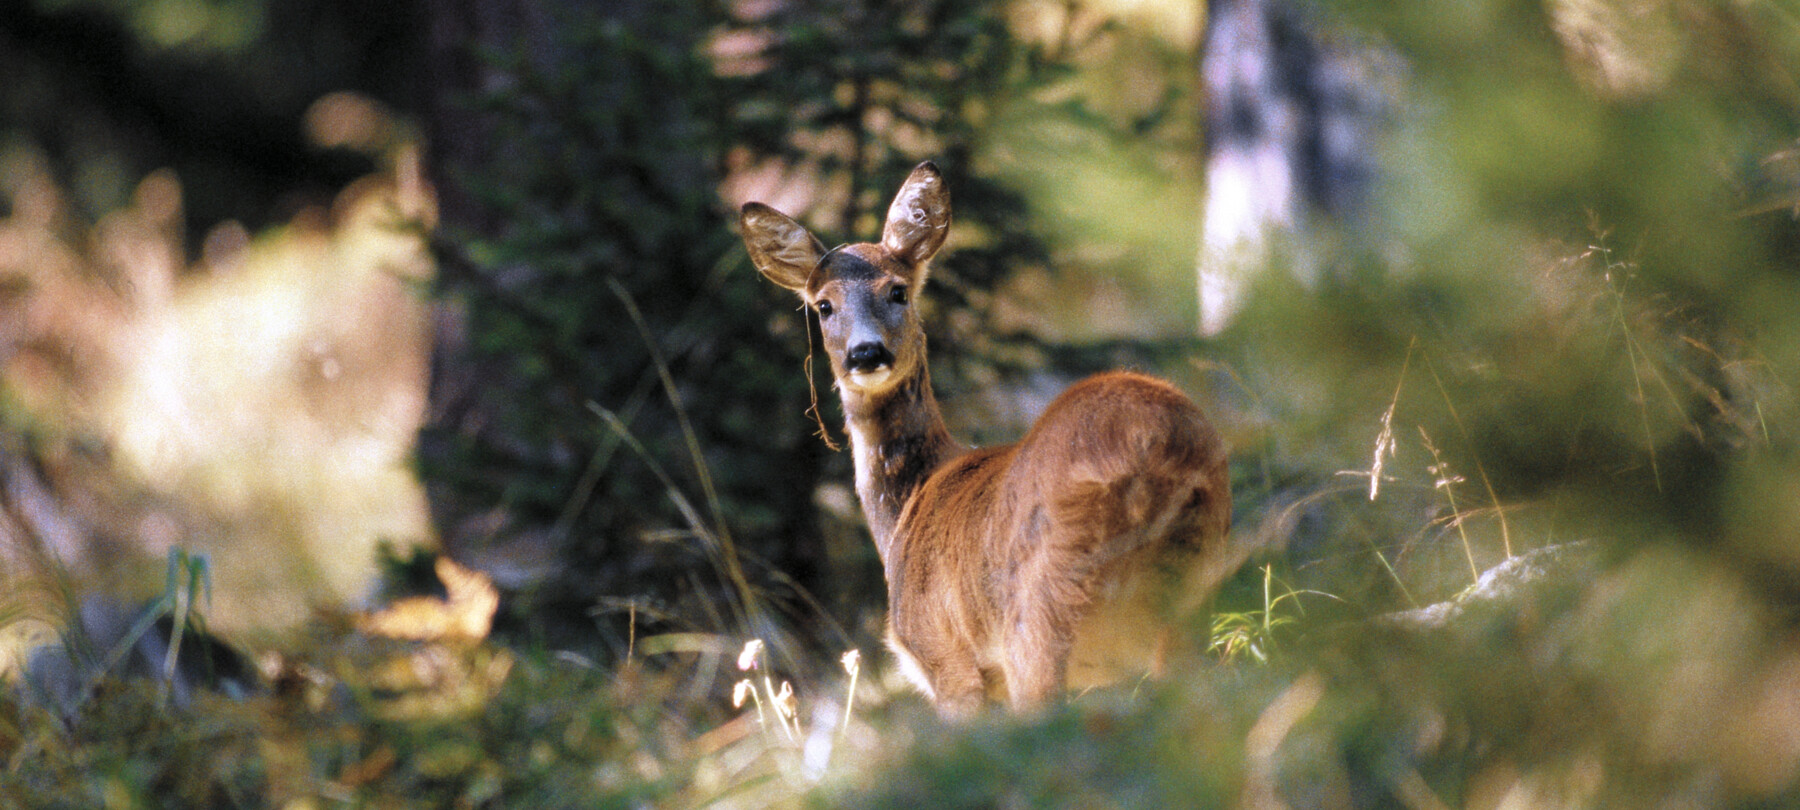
[808, 245, 892, 294]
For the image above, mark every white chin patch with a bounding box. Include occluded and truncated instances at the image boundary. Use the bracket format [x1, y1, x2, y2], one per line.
[846, 368, 893, 390]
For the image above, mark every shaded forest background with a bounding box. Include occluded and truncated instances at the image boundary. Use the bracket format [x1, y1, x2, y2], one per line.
[2, 0, 1800, 806]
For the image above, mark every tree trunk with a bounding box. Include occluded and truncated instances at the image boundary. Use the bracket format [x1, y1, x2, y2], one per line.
[1197, 0, 1390, 334]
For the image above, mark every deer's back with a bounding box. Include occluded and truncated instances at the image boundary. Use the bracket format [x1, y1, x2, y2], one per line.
[1014, 371, 1224, 499]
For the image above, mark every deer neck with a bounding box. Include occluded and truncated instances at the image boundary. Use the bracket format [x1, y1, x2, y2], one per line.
[841, 364, 962, 562]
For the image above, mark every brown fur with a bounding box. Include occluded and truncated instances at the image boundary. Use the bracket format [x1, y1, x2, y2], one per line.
[741, 162, 1232, 715]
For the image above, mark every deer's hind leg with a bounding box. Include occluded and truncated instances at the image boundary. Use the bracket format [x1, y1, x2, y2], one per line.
[1003, 474, 1181, 710]
[998, 508, 1097, 711]
[999, 598, 1077, 712]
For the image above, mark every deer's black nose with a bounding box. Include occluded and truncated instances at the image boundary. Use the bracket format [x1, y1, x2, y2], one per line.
[845, 342, 894, 373]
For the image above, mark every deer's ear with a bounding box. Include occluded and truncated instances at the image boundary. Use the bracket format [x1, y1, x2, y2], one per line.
[881, 161, 951, 270]
[741, 202, 825, 293]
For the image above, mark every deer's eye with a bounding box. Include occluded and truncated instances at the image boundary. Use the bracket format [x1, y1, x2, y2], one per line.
[888, 285, 908, 305]
[815, 300, 834, 319]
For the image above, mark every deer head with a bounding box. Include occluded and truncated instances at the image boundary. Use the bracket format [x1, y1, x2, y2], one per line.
[740, 162, 950, 395]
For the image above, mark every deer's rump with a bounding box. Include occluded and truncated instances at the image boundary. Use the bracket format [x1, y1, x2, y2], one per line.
[1009, 371, 1229, 684]
[1007, 371, 1228, 556]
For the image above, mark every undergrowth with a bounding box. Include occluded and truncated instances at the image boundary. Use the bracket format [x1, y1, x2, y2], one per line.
[5, 226, 1799, 807]
[2, 210, 1795, 807]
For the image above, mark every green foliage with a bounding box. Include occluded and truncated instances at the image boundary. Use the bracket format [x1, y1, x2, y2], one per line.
[1210, 564, 1340, 664]
[6, 544, 1795, 808]
[11, 548, 241, 722]
[1212, 0, 1800, 614]
[421, 1, 825, 655]
[4, 682, 265, 807]
[821, 691, 1248, 809]
[3, 636, 695, 807]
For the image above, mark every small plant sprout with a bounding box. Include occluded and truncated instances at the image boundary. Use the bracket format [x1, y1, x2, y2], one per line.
[839, 649, 860, 737]
[732, 640, 771, 732]
[774, 681, 798, 727]
[733, 639, 800, 743]
[158, 548, 210, 705]
[727, 640, 863, 782]
[1209, 566, 1339, 664]
[737, 638, 764, 671]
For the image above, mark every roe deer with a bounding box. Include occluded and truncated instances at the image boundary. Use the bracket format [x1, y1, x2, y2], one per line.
[740, 162, 1234, 716]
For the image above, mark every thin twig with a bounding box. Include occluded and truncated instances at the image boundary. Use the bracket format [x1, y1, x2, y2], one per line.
[1595, 244, 1663, 493]
[1422, 352, 1512, 558]
[1419, 428, 1480, 584]
[603, 278, 766, 639]
[1368, 337, 1416, 501]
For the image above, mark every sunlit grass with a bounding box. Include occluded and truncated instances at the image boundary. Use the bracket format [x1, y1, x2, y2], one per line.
[0, 149, 435, 632]
[104, 175, 434, 626]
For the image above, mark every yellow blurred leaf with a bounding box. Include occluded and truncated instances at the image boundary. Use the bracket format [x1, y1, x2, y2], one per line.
[356, 557, 497, 642]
